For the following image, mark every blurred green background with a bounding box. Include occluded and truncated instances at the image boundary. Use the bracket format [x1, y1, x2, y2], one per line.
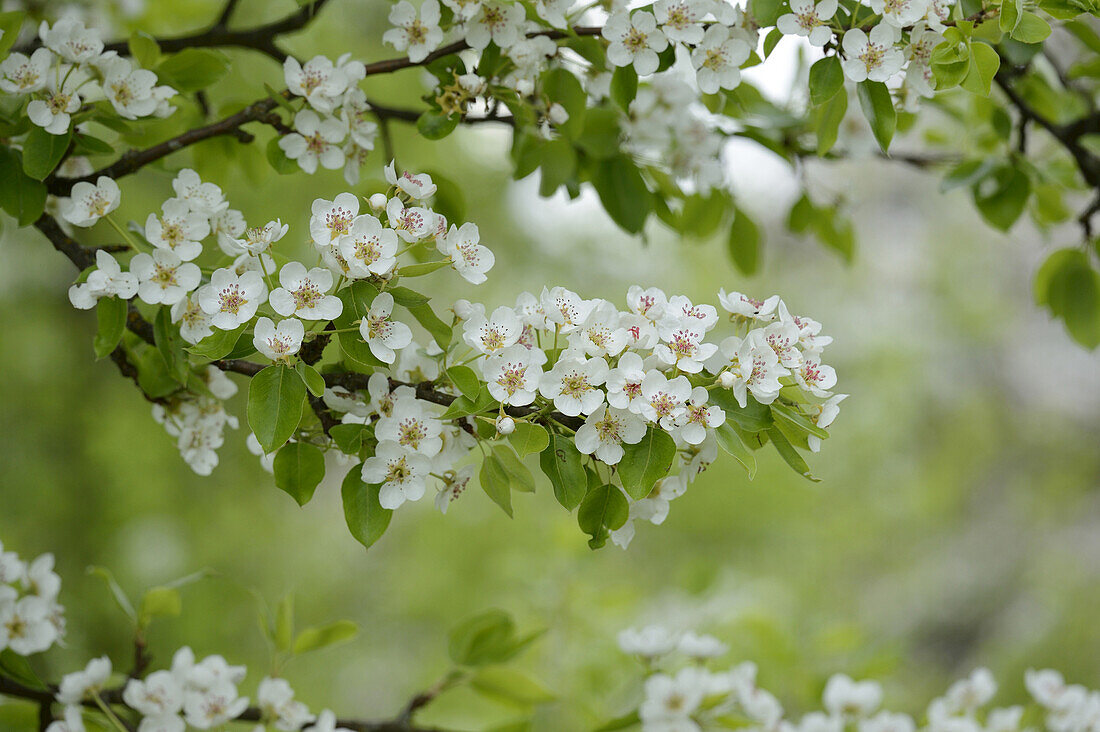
[2, 0, 1100, 729]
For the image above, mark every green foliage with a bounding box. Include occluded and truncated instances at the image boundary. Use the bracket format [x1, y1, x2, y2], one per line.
[618, 427, 676, 500]
[295, 361, 326, 397]
[22, 128, 72, 181]
[540, 433, 586, 510]
[292, 620, 359, 654]
[341, 466, 393, 549]
[448, 610, 542, 667]
[610, 66, 639, 112]
[508, 422, 549, 457]
[856, 81, 896, 153]
[0, 147, 47, 225]
[154, 48, 231, 92]
[418, 110, 459, 140]
[590, 155, 652, 234]
[0, 12, 24, 60]
[577, 484, 629, 549]
[248, 364, 306, 453]
[1035, 248, 1100, 348]
[273, 441, 326, 506]
[480, 453, 515, 517]
[809, 57, 844, 106]
[93, 297, 128, 359]
[727, 207, 762, 276]
[334, 281, 386, 369]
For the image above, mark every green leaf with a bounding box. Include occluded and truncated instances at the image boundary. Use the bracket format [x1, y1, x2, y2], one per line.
[708, 390, 774, 431]
[577, 484, 629, 547]
[677, 190, 731, 239]
[248, 364, 307, 453]
[22, 127, 72, 180]
[618, 427, 676, 500]
[590, 155, 651, 234]
[154, 307, 190, 384]
[295, 361, 326, 397]
[292, 620, 359, 654]
[408, 302, 452, 349]
[334, 281, 386, 369]
[816, 86, 848, 155]
[715, 423, 758, 478]
[0, 147, 47, 225]
[400, 260, 452, 277]
[449, 610, 539, 667]
[93, 297, 128, 359]
[186, 324, 247, 361]
[770, 402, 830, 439]
[72, 133, 115, 156]
[541, 68, 587, 139]
[1000, 0, 1023, 34]
[538, 138, 577, 197]
[0, 12, 25, 60]
[856, 81, 896, 153]
[341, 466, 393, 549]
[539, 434, 587, 510]
[275, 595, 294, 652]
[809, 56, 844, 105]
[273, 441, 326, 506]
[749, 0, 785, 25]
[417, 109, 459, 140]
[266, 136, 298, 175]
[139, 586, 181, 626]
[1035, 248, 1100, 348]
[960, 41, 1000, 96]
[471, 667, 557, 707]
[492, 444, 535, 493]
[575, 107, 620, 159]
[1012, 11, 1052, 42]
[0, 649, 46, 692]
[87, 566, 137, 622]
[971, 164, 1030, 231]
[480, 454, 514, 517]
[154, 48, 230, 92]
[447, 365, 481, 400]
[766, 425, 819, 481]
[508, 422, 549, 457]
[331, 423, 367, 455]
[610, 65, 639, 112]
[727, 206, 761, 276]
[128, 30, 161, 68]
[388, 286, 429, 308]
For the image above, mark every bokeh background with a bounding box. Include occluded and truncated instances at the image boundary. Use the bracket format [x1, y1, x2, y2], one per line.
[1, 0, 1099, 729]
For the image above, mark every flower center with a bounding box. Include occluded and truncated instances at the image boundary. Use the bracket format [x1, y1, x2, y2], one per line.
[326, 208, 354, 237]
[152, 263, 178, 288]
[497, 363, 529, 395]
[398, 419, 428, 448]
[292, 282, 323, 310]
[595, 413, 621, 442]
[624, 27, 649, 52]
[218, 285, 247, 314]
[560, 372, 590, 398]
[385, 456, 411, 484]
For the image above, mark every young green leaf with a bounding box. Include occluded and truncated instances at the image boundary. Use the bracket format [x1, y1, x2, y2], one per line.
[715, 423, 758, 478]
[610, 65, 639, 112]
[22, 127, 72, 181]
[248, 364, 306, 453]
[292, 620, 359, 654]
[93, 297, 128, 359]
[856, 81, 896, 153]
[480, 453, 514, 517]
[577, 484, 629, 547]
[727, 206, 761, 276]
[295, 361, 326, 397]
[809, 56, 844, 105]
[341, 467, 393, 550]
[539, 434, 587, 510]
[154, 48, 230, 91]
[0, 147, 47, 225]
[618, 427, 676, 500]
[508, 422, 549, 457]
[447, 365, 481, 400]
[273, 441, 326, 506]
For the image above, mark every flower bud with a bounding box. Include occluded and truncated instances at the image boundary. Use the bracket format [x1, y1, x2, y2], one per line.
[718, 371, 736, 388]
[548, 103, 569, 126]
[453, 299, 475, 320]
[496, 416, 516, 435]
[368, 193, 388, 211]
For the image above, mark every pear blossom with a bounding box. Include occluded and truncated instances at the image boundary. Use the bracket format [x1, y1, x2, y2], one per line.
[256, 676, 315, 731]
[172, 295, 215, 344]
[269, 263, 342, 321]
[618, 625, 680, 658]
[44, 705, 85, 732]
[654, 0, 708, 44]
[284, 55, 354, 114]
[606, 352, 648, 412]
[60, 176, 120, 227]
[717, 290, 780, 321]
[0, 594, 57, 655]
[182, 680, 249, 728]
[68, 250, 138, 309]
[542, 286, 594, 332]
[56, 657, 112, 705]
[123, 670, 184, 719]
[640, 667, 706, 727]
[603, 11, 668, 76]
[539, 355, 609, 416]
[663, 295, 719, 334]
[375, 399, 443, 456]
[655, 326, 716, 373]
[361, 440, 432, 509]
[678, 631, 728, 659]
[841, 25, 904, 83]
[674, 387, 725, 445]
[279, 110, 348, 174]
[870, 0, 929, 28]
[388, 197, 436, 242]
[464, 306, 523, 355]
[210, 208, 247, 255]
[340, 215, 399, 278]
[131, 249, 201, 305]
[197, 269, 267, 330]
[759, 320, 804, 368]
[777, 0, 838, 46]
[824, 674, 883, 719]
[171, 169, 228, 217]
[28, 76, 82, 134]
[385, 161, 437, 201]
[341, 88, 380, 149]
[305, 710, 354, 732]
[310, 193, 360, 247]
[495, 416, 516, 435]
[0, 48, 52, 94]
[571, 300, 628, 357]
[574, 405, 646, 464]
[627, 285, 668, 323]
[691, 24, 752, 93]
[100, 56, 159, 119]
[144, 199, 211, 261]
[231, 220, 289, 256]
[383, 0, 444, 63]
[359, 292, 413, 364]
[536, 0, 573, 28]
[464, 2, 526, 50]
[795, 358, 837, 397]
[253, 317, 305, 362]
[482, 345, 542, 406]
[39, 18, 103, 63]
[439, 222, 494, 284]
[638, 370, 691, 427]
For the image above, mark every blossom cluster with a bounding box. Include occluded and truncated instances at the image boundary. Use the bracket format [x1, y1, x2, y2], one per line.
[151, 367, 239, 476]
[0, 18, 174, 136]
[617, 625, 1100, 732]
[279, 54, 378, 184]
[0, 540, 64, 656]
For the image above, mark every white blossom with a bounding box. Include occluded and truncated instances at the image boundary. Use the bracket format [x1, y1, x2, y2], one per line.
[279, 110, 348, 174]
[841, 25, 904, 83]
[361, 441, 432, 509]
[269, 262, 342, 321]
[383, 0, 444, 63]
[603, 11, 668, 76]
[197, 269, 267, 330]
[60, 176, 120, 227]
[131, 249, 202, 305]
[575, 405, 646, 464]
[359, 292, 413, 364]
[777, 0, 838, 46]
[144, 198, 210, 261]
[439, 222, 494, 284]
[253, 317, 305, 362]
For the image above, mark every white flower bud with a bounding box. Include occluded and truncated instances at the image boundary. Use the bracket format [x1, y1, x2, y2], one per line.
[368, 193, 388, 211]
[548, 103, 569, 125]
[718, 371, 736, 388]
[496, 416, 515, 435]
[453, 298, 476, 320]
